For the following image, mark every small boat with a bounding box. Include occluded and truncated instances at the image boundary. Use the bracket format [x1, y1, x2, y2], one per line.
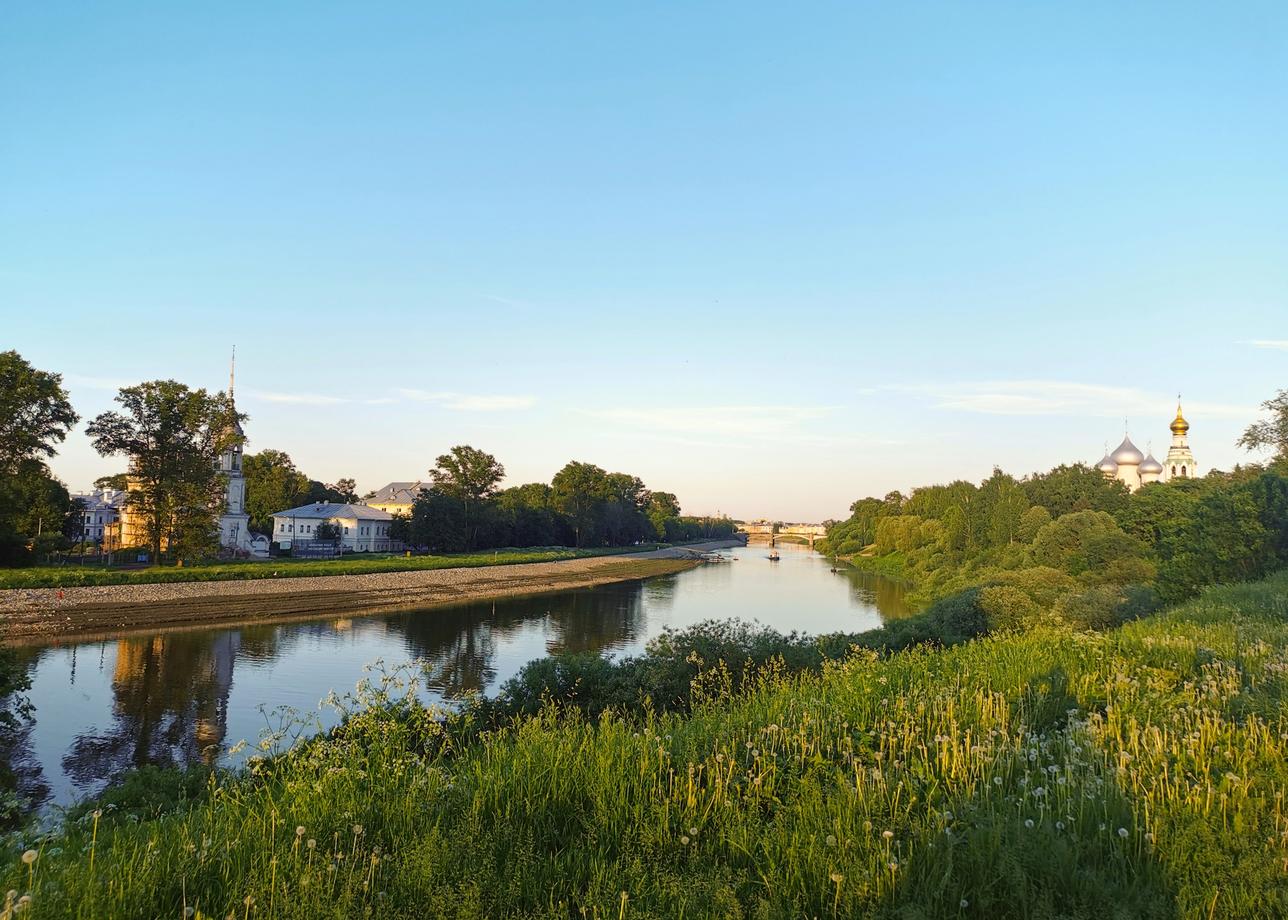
[768, 551, 780, 562]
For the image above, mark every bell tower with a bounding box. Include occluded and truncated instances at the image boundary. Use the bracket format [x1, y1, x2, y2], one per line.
[218, 348, 252, 552]
[1164, 396, 1197, 481]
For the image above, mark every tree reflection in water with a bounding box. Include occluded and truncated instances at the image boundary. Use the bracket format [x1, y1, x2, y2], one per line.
[61, 631, 241, 787]
[390, 580, 650, 697]
[1, 647, 49, 817]
[842, 569, 913, 620]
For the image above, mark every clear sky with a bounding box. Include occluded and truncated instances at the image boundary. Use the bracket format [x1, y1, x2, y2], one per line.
[2, 2, 1285, 522]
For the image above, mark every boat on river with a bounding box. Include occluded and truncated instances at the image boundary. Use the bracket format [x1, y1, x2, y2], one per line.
[768, 550, 780, 561]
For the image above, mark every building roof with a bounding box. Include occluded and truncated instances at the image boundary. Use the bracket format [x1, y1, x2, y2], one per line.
[1140, 453, 1164, 474]
[367, 481, 427, 504]
[1110, 436, 1144, 466]
[74, 489, 128, 512]
[271, 502, 394, 521]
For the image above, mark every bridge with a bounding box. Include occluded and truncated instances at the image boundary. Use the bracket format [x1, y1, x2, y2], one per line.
[738, 522, 828, 549]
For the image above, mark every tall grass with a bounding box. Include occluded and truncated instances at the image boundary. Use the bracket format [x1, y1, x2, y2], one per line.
[3, 573, 1287, 918]
[0, 545, 664, 590]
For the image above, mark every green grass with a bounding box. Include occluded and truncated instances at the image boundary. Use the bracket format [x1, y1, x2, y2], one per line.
[0, 545, 668, 590]
[4, 573, 1288, 918]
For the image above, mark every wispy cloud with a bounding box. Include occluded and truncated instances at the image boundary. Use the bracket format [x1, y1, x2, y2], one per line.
[892, 380, 1253, 420]
[249, 390, 395, 406]
[475, 292, 538, 310]
[1248, 339, 1288, 351]
[580, 405, 838, 437]
[64, 373, 133, 391]
[396, 389, 536, 411]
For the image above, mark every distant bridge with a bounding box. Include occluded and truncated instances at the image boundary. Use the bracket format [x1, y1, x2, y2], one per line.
[738, 523, 827, 549]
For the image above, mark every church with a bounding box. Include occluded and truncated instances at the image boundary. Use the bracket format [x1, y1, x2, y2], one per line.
[1096, 400, 1198, 493]
[217, 352, 268, 557]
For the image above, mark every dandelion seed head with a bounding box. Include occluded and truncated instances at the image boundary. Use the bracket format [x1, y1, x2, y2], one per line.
[1118, 827, 1129, 838]
[20, 850, 37, 866]
[296, 825, 306, 837]
[882, 830, 894, 839]
[1024, 819, 1035, 829]
[680, 835, 690, 846]
[826, 834, 837, 846]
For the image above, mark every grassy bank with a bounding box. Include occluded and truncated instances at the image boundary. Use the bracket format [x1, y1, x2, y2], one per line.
[4, 573, 1288, 918]
[837, 549, 910, 582]
[0, 545, 668, 590]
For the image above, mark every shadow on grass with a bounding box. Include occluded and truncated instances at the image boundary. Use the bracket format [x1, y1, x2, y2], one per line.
[881, 667, 1177, 920]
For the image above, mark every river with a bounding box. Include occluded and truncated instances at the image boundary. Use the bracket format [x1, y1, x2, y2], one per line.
[4, 543, 909, 810]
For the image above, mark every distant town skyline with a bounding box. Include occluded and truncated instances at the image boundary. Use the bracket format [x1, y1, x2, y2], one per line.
[4, 3, 1285, 520]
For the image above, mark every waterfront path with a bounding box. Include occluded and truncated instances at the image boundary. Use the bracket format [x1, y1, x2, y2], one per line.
[0, 541, 741, 642]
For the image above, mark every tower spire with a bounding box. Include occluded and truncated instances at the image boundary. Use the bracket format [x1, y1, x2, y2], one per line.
[229, 346, 236, 401]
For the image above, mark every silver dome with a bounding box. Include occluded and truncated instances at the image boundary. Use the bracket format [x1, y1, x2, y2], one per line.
[1096, 453, 1118, 474]
[1110, 436, 1144, 466]
[1139, 453, 1163, 474]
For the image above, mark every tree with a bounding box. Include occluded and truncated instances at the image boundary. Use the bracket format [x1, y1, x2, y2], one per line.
[646, 491, 681, 541]
[1239, 389, 1288, 464]
[430, 446, 505, 550]
[431, 446, 505, 503]
[552, 461, 609, 547]
[243, 450, 311, 534]
[87, 381, 241, 562]
[315, 521, 342, 542]
[0, 351, 78, 475]
[327, 478, 359, 503]
[1022, 463, 1130, 518]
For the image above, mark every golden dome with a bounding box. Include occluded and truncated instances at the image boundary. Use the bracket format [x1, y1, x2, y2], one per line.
[1170, 402, 1189, 435]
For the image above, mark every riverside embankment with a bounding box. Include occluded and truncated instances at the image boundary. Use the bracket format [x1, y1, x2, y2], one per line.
[0, 541, 741, 642]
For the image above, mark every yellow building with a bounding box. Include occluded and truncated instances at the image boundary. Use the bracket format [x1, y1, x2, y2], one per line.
[365, 481, 425, 516]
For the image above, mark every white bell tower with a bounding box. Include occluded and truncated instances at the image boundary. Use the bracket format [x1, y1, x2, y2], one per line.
[1164, 397, 1197, 481]
[218, 348, 253, 553]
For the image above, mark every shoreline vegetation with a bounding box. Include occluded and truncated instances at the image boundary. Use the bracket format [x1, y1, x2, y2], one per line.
[3, 571, 1287, 917]
[0, 541, 743, 643]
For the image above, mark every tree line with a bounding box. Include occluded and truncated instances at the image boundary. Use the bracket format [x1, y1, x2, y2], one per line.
[821, 388, 1288, 627]
[0, 350, 731, 565]
[378, 446, 734, 552]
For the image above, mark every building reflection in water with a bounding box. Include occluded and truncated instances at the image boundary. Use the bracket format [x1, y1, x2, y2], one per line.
[61, 631, 240, 788]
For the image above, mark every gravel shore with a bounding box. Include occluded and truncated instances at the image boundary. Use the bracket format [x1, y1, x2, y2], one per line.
[0, 541, 742, 643]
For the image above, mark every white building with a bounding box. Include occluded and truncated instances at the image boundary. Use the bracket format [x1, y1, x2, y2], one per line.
[271, 502, 397, 553]
[71, 488, 127, 544]
[1096, 401, 1197, 493]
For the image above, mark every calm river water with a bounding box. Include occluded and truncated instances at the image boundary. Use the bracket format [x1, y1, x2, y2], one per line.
[5, 543, 908, 809]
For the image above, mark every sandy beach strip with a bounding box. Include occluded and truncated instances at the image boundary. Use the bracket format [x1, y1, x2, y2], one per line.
[0, 542, 741, 643]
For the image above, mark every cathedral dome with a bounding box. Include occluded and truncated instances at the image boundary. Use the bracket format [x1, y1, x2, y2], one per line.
[1096, 453, 1119, 474]
[1111, 436, 1144, 466]
[1170, 404, 1189, 436]
[1139, 453, 1163, 475]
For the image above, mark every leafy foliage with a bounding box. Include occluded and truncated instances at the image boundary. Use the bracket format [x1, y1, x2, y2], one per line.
[86, 381, 243, 561]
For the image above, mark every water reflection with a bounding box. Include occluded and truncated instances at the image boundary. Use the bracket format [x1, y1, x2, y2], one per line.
[8, 544, 908, 809]
[62, 632, 239, 786]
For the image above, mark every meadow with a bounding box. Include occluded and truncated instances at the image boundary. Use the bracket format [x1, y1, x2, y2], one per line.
[0, 545, 664, 590]
[3, 572, 1286, 918]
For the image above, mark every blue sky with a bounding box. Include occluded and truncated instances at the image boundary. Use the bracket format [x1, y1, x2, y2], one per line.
[2, 2, 1285, 521]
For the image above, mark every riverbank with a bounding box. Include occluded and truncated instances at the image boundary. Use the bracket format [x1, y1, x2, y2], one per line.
[0, 540, 742, 643]
[6, 572, 1285, 918]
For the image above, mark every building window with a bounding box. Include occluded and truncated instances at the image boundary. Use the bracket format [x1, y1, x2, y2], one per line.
[1181, 466, 1187, 476]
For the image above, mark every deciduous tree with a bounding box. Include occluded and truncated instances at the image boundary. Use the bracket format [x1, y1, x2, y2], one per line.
[87, 381, 242, 562]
